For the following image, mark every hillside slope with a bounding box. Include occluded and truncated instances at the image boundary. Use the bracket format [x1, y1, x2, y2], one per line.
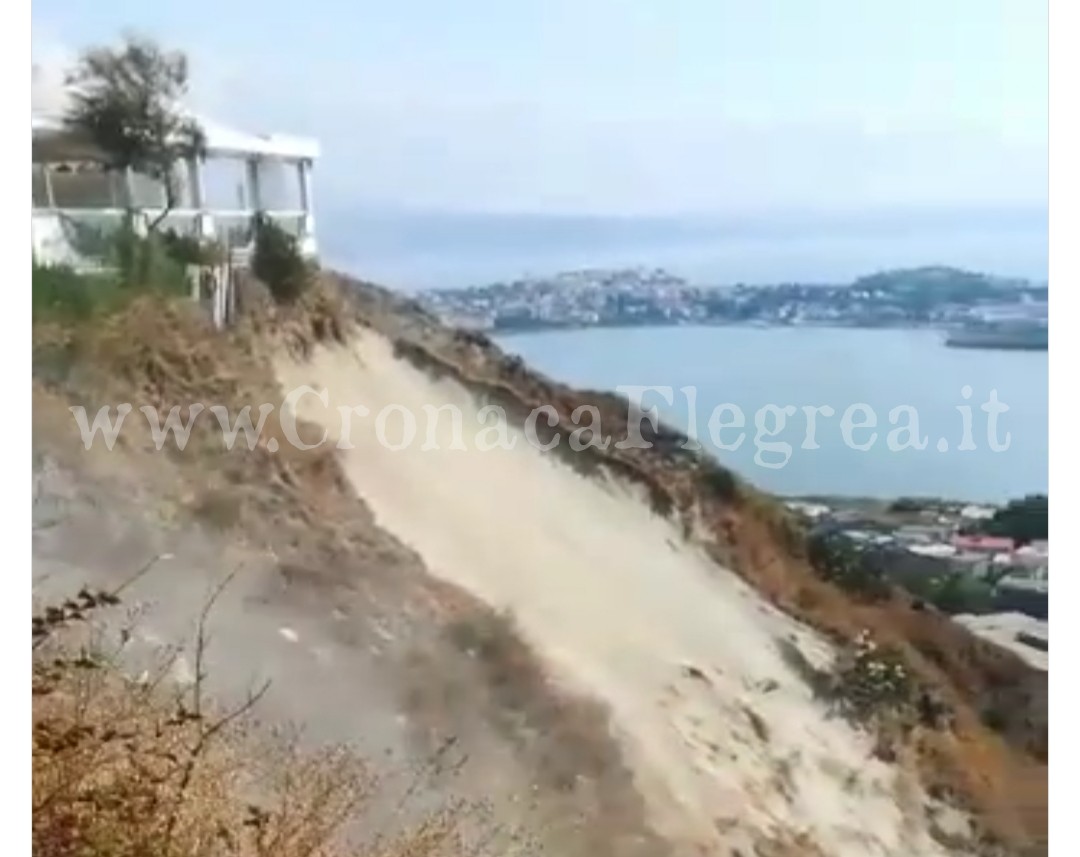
[276, 328, 972, 857]
[32, 274, 1047, 856]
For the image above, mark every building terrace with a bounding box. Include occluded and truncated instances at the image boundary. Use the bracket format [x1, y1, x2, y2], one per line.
[31, 70, 319, 271]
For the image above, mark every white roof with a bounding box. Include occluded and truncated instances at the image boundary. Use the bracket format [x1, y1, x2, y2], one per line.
[908, 543, 956, 558]
[784, 501, 830, 518]
[33, 109, 319, 161]
[32, 64, 318, 161]
[196, 115, 319, 159]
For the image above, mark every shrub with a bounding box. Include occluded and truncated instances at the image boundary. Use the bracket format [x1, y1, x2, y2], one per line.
[252, 215, 312, 304]
[889, 497, 928, 513]
[698, 464, 740, 503]
[33, 585, 492, 857]
[32, 224, 201, 325]
[455, 328, 492, 348]
[980, 494, 1048, 545]
[832, 630, 914, 723]
[927, 572, 995, 615]
[776, 513, 808, 558]
[160, 229, 225, 267]
[32, 263, 123, 323]
[109, 226, 191, 295]
[806, 532, 890, 601]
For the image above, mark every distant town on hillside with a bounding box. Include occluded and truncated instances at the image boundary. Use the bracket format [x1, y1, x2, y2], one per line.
[419, 266, 1049, 338]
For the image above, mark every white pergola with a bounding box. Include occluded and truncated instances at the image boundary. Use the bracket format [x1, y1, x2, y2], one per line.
[31, 104, 320, 268]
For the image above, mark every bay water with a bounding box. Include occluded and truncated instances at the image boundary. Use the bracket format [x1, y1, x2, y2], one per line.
[496, 325, 1048, 502]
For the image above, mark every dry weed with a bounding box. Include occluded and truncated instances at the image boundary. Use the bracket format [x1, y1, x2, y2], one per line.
[32, 583, 514, 857]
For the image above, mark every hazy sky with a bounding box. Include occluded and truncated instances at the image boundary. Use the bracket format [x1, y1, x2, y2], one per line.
[33, 0, 1047, 216]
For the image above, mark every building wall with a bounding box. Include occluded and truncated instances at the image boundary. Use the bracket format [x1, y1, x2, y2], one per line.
[32, 212, 85, 268]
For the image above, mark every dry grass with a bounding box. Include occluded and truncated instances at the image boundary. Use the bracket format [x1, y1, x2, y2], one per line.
[31, 283, 374, 569]
[31, 584, 513, 857]
[696, 492, 1047, 853]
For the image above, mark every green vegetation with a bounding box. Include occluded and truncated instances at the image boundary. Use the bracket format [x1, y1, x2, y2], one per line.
[777, 632, 922, 732]
[853, 266, 1041, 308]
[697, 462, 740, 503]
[33, 229, 197, 323]
[909, 572, 996, 616]
[252, 214, 314, 304]
[32, 263, 126, 323]
[65, 34, 205, 229]
[804, 527, 1006, 615]
[808, 530, 1004, 616]
[806, 531, 890, 601]
[833, 631, 914, 724]
[886, 496, 947, 514]
[160, 230, 226, 267]
[977, 494, 1048, 545]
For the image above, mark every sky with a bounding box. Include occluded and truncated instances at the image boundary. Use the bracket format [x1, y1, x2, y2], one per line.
[32, 0, 1047, 218]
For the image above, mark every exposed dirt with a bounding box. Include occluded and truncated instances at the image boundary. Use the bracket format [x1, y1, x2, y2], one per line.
[275, 328, 983, 857]
[32, 292, 672, 857]
[338, 272, 1047, 855]
[31, 275, 1047, 856]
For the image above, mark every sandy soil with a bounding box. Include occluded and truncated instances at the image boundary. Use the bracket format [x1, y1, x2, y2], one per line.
[275, 331, 972, 857]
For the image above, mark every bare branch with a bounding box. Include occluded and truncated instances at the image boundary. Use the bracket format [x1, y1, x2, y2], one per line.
[192, 565, 242, 718]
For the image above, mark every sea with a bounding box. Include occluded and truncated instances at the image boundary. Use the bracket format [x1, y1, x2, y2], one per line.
[324, 208, 1048, 501]
[495, 325, 1048, 503]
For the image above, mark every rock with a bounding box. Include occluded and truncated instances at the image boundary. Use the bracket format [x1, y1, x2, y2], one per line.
[683, 664, 711, 684]
[757, 678, 780, 694]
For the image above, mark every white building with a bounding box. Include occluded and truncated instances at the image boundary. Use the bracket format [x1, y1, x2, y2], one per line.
[959, 504, 998, 521]
[784, 500, 831, 520]
[907, 543, 957, 558]
[31, 65, 319, 270]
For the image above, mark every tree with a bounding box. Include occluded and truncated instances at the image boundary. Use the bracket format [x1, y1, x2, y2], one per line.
[806, 531, 890, 601]
[65, 34, 206, 232]
[251, 214, 312, 303]
[927, 572, 994, 615]
[983, 494, 1048, 545]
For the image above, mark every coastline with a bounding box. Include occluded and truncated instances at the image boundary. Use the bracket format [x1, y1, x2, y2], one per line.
[491, 319, 1047, 352]
[490, 323, 1047, 503]
[490, 318, 943, 337]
